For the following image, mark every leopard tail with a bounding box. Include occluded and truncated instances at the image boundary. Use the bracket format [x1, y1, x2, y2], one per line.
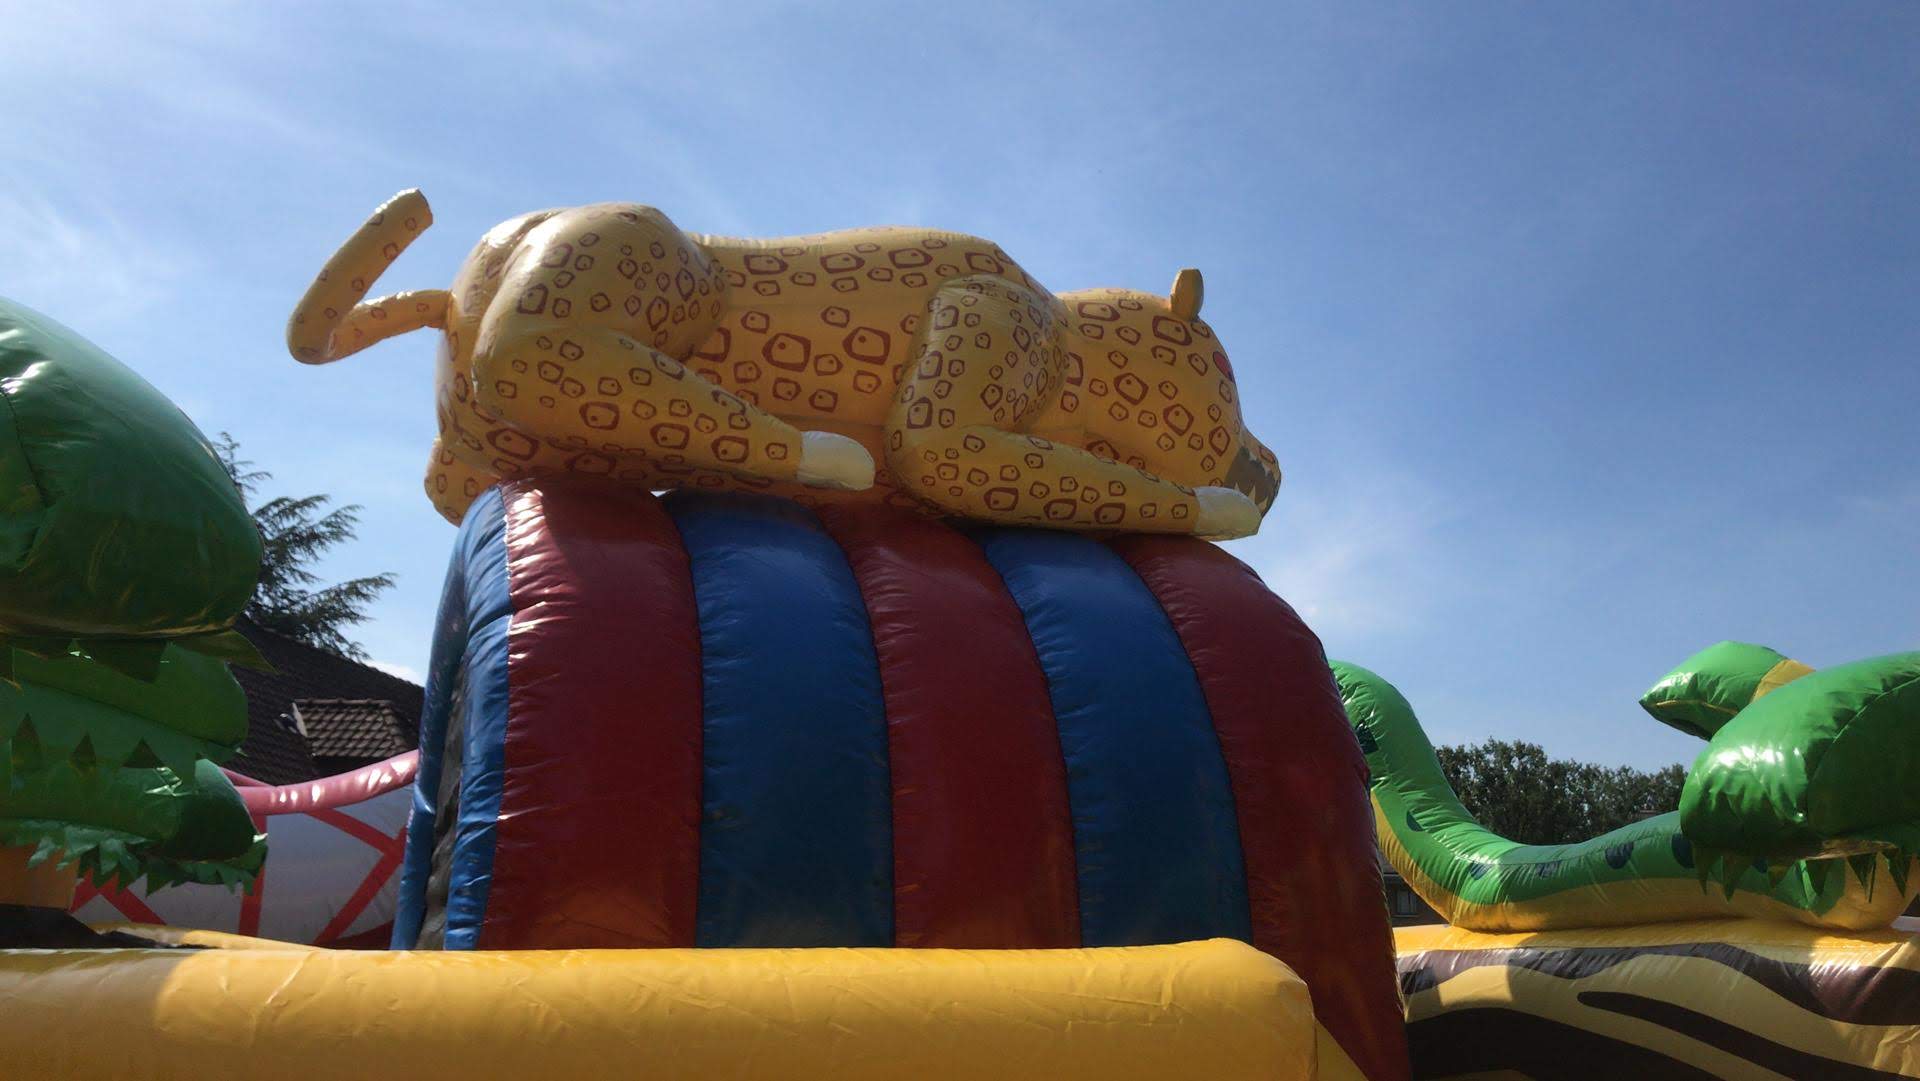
[287, 189, 447, 364]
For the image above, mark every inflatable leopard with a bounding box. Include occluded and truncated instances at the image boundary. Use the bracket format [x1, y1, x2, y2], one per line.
[288, 191, 1281, 537]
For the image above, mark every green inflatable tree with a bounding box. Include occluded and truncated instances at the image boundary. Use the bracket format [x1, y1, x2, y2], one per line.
[0, 297, 265, 911]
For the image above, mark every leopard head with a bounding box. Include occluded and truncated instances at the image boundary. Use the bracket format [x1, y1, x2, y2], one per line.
[1059, 268, 1281, 516]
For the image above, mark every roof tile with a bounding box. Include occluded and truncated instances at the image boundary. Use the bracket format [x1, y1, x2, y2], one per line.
[226, 617, 424, 784]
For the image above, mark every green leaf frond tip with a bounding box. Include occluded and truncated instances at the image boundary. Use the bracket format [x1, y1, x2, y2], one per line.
[1692, 846, 1728, 894]
[1847, 853, 1879, 901]
[1887, 852, 1911, 899]
[1685, 846, 1755, 900]
[1717, 852, 1744, 901]
[1, 821, 265, 896]
[0, 709, 234, 782]
[142, 835, 266, 896]
[2, 819, 155, 891]
[1692, 847, 1714, 893]
[1805, 858, 1834, 897]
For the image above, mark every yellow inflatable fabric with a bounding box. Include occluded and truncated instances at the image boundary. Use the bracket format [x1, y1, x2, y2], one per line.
[0, 937, 1349, 1081]
[1395, 918, 1920, 1079]
[288, 191, 1282, 538]
[88, 922, 321, 951]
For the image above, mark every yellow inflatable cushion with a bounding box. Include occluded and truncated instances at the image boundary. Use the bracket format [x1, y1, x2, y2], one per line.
[0, 937, 1332, 1081]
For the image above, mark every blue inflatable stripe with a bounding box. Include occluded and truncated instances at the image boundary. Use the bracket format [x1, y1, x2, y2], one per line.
[666, 492, 893, 947]
[440, 612, 512, 949]
[393, 486, 511, 949]
[974, 528, 1252, 947]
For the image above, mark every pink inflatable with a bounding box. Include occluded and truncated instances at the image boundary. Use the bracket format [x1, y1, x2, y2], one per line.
[69, 752, 416, 947]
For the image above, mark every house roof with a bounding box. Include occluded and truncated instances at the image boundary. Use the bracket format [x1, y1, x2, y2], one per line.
[295, 699, 412, 762]
[225, 707, 316, 786]
[225, 617, 424, 784]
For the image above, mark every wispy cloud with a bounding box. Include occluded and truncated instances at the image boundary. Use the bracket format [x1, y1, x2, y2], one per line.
[2, 7, 433, 186]
[0, 179, 194, 324]
[1224, 468, 1453, 645]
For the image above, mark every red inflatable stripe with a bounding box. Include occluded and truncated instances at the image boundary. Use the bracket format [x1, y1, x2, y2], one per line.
[1111, 537, 1410, 1081]
[480, 481, 705, 948]
[309, 807, 406, 947]
[820, 506, 1079, 948]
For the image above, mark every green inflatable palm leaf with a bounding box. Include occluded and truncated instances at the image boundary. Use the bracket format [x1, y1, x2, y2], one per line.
[1681, 652, 1920, 864]
[0, 646, 248, 780]
[0, 297, 260, 644]
[1, 759, 262, 892]
[0, 298, 269, 896]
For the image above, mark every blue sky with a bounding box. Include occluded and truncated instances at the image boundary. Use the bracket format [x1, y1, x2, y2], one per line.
[4, 4, 1914, 768]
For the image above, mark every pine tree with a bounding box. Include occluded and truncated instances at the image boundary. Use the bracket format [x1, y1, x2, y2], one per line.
[213, 435, 395, 660]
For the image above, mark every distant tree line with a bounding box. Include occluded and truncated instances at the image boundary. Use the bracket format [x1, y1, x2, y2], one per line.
[1435, 739, 1686, 845]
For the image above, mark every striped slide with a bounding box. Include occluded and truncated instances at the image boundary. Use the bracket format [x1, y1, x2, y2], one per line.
[396, 478, 1407, 1081]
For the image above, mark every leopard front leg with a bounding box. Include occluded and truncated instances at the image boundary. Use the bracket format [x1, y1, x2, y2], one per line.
[469, 206, 872, 492]
[473, 326, 871, 491]
[886, 276, 1257, 537]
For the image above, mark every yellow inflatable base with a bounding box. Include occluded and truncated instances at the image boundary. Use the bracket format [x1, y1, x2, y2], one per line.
[1396, 917, 1920, 1079]
[0, 935, 1367, 1081]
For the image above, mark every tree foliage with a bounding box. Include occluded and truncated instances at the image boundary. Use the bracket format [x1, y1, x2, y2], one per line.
[213, 435, 395, 660]
[1435, 738, 1686, 845]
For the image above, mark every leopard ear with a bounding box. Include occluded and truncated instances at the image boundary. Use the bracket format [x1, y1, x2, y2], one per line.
[1169, 268, 1203, 320]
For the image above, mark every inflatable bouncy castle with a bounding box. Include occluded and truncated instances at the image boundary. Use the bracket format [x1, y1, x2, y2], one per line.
[6, 189, 1919, 1081]
[0, 197, 1405, 1081]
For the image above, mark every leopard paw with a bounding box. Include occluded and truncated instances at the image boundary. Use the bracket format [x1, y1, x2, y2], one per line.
[1194, 486, 1259, 540]
[796, 431, 875, 491]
